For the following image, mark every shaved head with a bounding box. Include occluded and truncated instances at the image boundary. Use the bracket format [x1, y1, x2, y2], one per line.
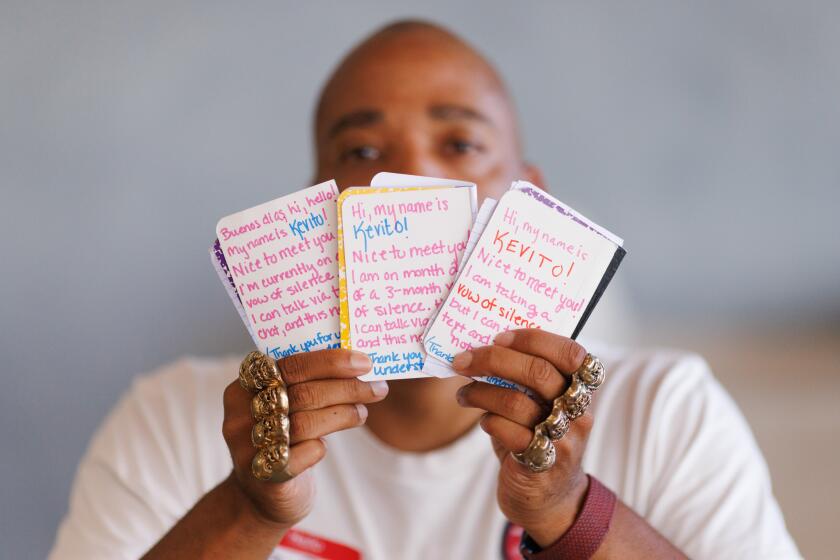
[313, 20, 541, 199]
[316, 21, 516, 145]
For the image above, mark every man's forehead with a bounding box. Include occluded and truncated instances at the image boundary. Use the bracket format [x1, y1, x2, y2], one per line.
[326, 103, 494, 139]
[315, 23, 514, 140]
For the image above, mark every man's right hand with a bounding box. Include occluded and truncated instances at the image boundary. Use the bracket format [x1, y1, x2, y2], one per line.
[221, 349, 385, 528]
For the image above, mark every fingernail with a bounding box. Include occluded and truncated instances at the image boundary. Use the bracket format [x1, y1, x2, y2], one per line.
[350, 351, 372, 372]
[494, 331, 514, 346]
[370, 380, 389, 397]
[356, 403, 368, 422]
[455, 386, 466, 405]
[452, 351, 472, 370]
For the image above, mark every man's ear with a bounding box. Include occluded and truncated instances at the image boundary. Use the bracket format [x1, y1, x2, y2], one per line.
[521, 162, 546, 190]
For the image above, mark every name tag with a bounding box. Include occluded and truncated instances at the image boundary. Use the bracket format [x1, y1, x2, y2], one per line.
[271, 528, 362, 560]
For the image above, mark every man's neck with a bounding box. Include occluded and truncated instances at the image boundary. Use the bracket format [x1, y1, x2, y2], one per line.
[365, 376, 483, 452]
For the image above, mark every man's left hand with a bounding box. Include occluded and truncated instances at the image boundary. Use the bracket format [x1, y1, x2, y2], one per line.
[452, 329, 592, 547]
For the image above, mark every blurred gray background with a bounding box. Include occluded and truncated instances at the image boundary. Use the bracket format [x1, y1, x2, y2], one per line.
[2, 1, 839, 558]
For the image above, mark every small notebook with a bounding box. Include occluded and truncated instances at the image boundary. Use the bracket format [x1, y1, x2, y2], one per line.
[212, 180, 342, 358]
[336, 173, 477, 380]
[422, 181, 626, 391]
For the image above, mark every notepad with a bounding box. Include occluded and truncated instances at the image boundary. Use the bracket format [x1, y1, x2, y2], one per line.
[212, 180, 342, 358]
[336, 174, 477, 380]
[422, 181, 626, 390]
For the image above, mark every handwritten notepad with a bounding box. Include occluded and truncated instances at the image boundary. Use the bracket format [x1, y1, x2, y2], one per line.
[337, 183, 476, 380]
[214, 181, 341, 358]
[423, 181, 625, 387]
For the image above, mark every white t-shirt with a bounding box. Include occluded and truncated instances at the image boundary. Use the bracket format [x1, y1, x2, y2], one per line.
[49, 342, 801, 559]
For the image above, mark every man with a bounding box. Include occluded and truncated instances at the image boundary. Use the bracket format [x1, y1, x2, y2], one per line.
[50, 21, 800, 559]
